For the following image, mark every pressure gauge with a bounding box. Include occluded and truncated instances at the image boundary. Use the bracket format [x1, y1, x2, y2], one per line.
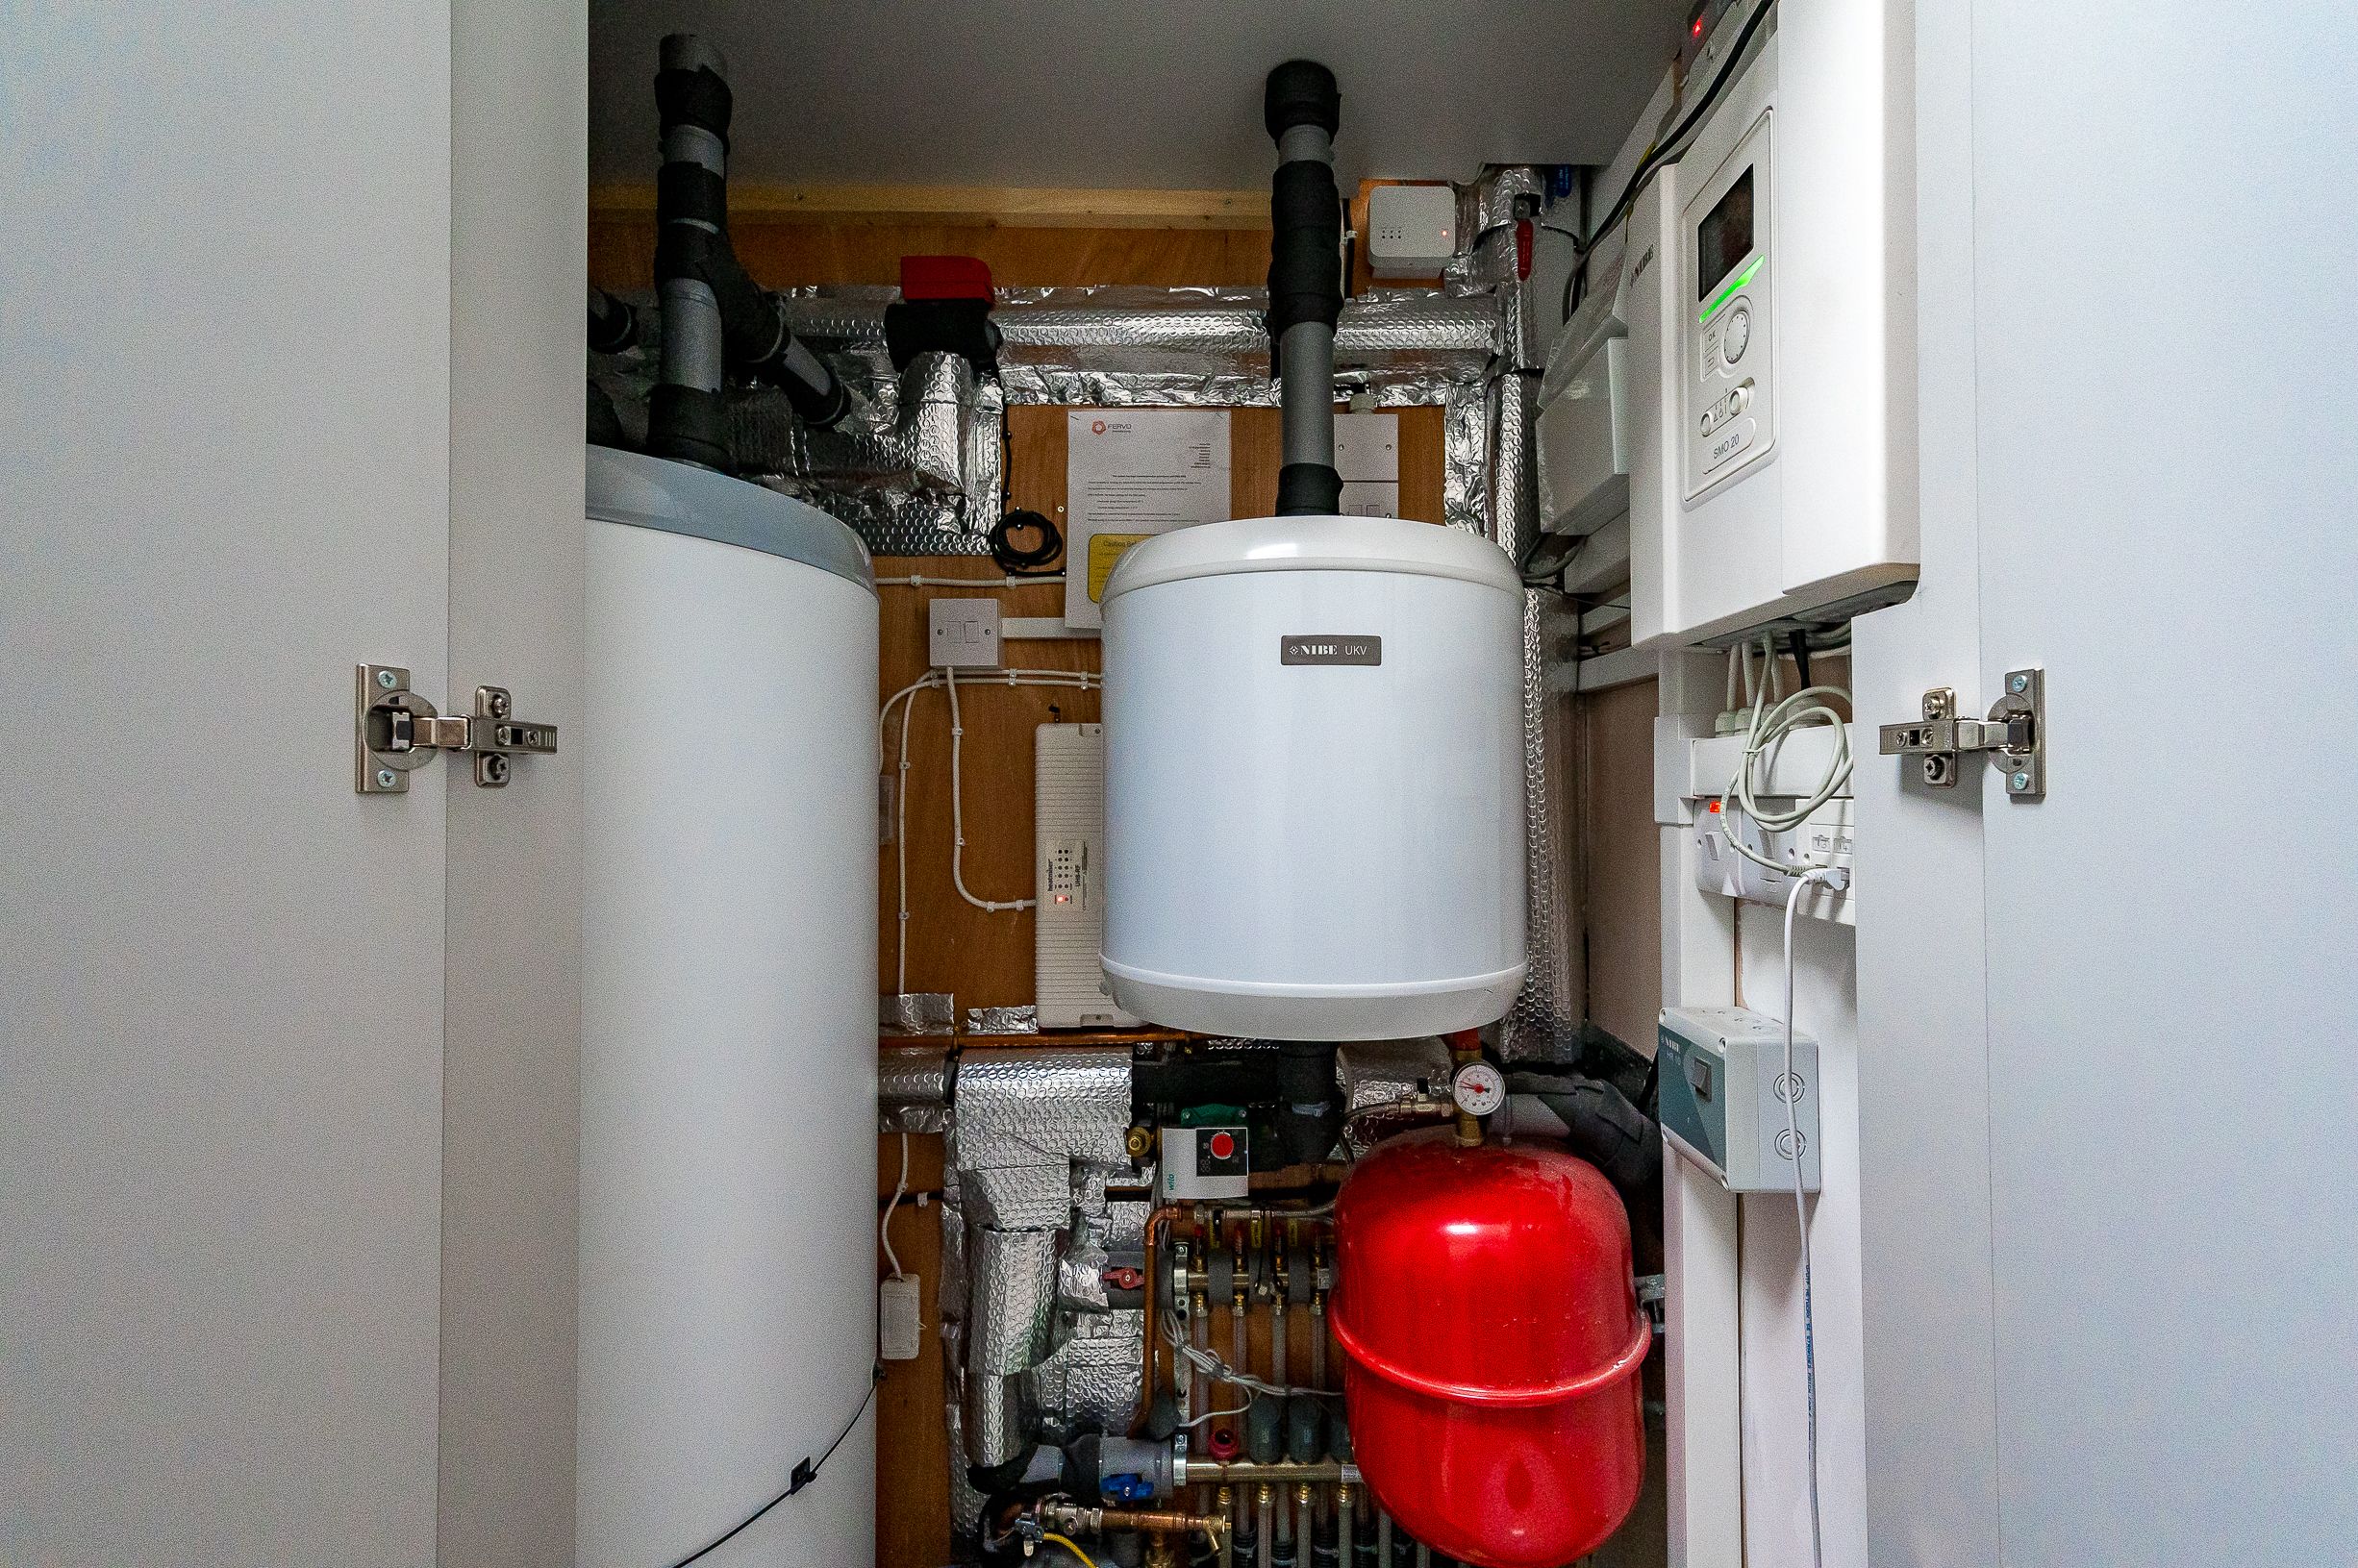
[1452, 1059, 1507, 1118]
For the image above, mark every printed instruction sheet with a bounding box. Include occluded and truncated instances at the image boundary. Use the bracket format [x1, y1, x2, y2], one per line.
[1064, 410, 1232, 629]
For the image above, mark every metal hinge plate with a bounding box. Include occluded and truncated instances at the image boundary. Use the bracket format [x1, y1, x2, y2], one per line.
[1878, 667, 2044, 798]
[356, 664, 558, 793]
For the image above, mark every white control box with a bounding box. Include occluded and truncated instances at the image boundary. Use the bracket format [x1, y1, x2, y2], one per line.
[1035, 724, 1139, 1029]
[928, 597, 1001, 668]
[878, 1275, 922, 1361]
[1366, 184, 1457, 277]
[1537, 261, 1636, 538]
[1628, 0, 1918, 648]
[1657, 1006, 1819, 1194]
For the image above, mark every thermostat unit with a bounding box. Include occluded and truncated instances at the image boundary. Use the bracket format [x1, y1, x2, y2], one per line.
[1628, 0, 1918, 647]
[1366, 185, 1457, 277]
[1160, 1126, 1250, 1201]
[1035, 724, 1139, 1029]
[1656, 1005, 1819, 1193]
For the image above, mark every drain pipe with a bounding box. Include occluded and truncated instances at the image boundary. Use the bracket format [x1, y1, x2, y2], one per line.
[648, 34, 850, 471]
[1263, 62, 1343, 517]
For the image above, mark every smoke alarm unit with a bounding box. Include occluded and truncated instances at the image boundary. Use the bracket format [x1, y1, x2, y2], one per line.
[1367, 185, 1457, 277]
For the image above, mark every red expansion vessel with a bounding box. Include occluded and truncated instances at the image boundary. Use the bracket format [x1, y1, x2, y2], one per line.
[1330, 1129, 1649, 1567]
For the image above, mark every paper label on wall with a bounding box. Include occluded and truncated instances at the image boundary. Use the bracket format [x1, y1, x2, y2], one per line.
[1065, 410, 1231, 629]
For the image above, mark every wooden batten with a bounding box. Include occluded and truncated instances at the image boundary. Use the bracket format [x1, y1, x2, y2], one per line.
[590, 181, 1267, 230]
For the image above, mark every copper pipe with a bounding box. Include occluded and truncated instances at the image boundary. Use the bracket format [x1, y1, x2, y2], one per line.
[1040, 1501, 1230, 1551]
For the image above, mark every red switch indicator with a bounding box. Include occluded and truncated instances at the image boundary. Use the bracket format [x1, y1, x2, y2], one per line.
[1208, 1132, 1236, 1160]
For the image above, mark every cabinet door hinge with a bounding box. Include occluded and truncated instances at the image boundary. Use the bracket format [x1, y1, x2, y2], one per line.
[356, 664, 557, 793]
[1877, 667, 2044, 798]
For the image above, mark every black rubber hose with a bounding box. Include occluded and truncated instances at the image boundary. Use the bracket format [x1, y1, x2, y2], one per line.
[1274, 1040, 1341, 1166]
[1509, 1072, 1664, 1197]
[646, 33, 849, 472]
[1263, 61, 1343, 516]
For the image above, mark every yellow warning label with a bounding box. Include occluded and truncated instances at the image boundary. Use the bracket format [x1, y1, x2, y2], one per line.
[1087, 533, 1153, 602]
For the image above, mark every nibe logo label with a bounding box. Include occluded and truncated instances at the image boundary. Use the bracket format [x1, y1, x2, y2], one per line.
[1280, 635, 1382, 666]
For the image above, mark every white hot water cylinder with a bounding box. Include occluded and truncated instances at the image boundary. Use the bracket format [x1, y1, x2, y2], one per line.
[579, 446, 878, 1568]
[1098, 515, 1526, 1039]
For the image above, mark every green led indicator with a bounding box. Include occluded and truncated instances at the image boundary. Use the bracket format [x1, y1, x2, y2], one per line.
[1699, 255, 1763, 326]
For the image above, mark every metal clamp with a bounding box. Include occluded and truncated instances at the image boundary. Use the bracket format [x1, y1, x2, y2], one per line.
[1877, 668, 2044, 798]
[357, 664, 558, 793]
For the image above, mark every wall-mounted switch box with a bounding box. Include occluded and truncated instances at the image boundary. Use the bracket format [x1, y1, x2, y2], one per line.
[928, 597, 1001, 668]
[1657, 1006, 1819, 1194]
[879, 1275, 923, 1360]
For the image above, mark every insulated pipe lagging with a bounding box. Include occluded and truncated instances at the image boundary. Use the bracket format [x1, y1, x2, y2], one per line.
[647, 33, 849, 470]
[1263, 61, 1343, 516]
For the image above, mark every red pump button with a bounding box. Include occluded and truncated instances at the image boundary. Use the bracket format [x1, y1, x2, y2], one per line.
[1208, 1132, 1236, 1160]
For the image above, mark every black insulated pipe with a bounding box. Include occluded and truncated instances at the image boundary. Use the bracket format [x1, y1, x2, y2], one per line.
[588, 286, 640, 355]
[647, 34, 850, 471]
[1274, 1039, 1341, 1166]
[1263, 61, 1344, 517]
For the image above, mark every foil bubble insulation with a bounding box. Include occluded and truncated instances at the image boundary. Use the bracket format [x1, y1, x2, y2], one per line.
[949, 1048, 1134, 1231]
[1339, 1037, 1456, 1157]
[1032, 1309, 1147, 1436]
[1444, 383, 1493, 535]
[945, 1398, 988, 1539]
[966, 1368, 1032, 1472]
[1339, 1037, 1455, 1114]
[969, 1226, 1060, 1377]
[881, 990, 956, 1036]
[879, 1044, 953, 1134]
[1487, 363, 1584, 1063]
[967, 1004, 1039, 1035]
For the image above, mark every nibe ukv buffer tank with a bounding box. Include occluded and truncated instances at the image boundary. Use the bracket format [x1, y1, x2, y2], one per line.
[579, 445, 878, 1568]
[1099, 62, 1525, 1039]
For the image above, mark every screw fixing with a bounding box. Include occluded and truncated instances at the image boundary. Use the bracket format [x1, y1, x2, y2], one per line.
[376, 768, 398, 788]
[2010, 771, 2031, 790]
[2008, 673, 2029, 695]
[376, 668, 398, 689]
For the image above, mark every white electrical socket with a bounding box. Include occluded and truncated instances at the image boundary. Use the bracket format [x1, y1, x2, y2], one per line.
[879, 1275, 922, 1361]
[928, 597, 1001, 668]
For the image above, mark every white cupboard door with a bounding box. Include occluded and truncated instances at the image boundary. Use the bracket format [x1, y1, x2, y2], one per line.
[0, 9, 453, 1561]
[1971, 3, 2358, 1561]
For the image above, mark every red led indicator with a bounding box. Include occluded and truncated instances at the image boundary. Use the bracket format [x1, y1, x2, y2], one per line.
[1693, 18, 1705, 37]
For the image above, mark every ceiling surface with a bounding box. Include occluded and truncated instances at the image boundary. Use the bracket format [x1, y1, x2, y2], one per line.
[590, 1, 1685, 192]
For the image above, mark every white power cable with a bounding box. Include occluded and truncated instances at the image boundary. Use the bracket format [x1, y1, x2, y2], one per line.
[1724, 634, 1852, 877]
[877, 667, 1104, 988]
[944, 666, 1031, 913]
[881, 1130, 911, 1281]
[1782, 866, 1839, 1568]
[873, 572, 1066, 588]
